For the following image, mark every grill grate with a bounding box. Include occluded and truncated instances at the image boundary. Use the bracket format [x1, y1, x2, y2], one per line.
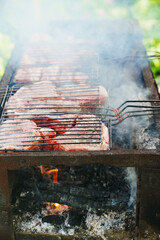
[0, 46, 108, 151]
[0, 42, 159, 152]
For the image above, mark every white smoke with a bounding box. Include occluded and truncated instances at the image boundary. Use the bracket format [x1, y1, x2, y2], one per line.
[125, 167, 137, 209]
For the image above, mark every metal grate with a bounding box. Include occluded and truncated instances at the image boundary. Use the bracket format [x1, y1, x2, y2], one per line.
[0, 43, 159, 151]
[0, 45, 108, 151]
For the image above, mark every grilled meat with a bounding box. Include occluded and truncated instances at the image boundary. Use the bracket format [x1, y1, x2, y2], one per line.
[0, 120, 43, 151]
[6, 81, 61, 118]
[28, 112, 77, 134]
[52, 115, 109, 151]
[14, 67, 42, 83]
[6, 81, 78, 134]
[79, 85, 108, 108]
[14, 66, 60, 83]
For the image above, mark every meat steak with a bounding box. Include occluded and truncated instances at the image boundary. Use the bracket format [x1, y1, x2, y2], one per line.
[0, 120, 43, 151]
[14, 67, 42, 83]
[6, 81, 60, 117]
[60, 84, 108, 110]
[27, 111, 77, 134]
[79, 86, 108, 109]
[14, 66, 60, 83]
[52, 115, 109, 151]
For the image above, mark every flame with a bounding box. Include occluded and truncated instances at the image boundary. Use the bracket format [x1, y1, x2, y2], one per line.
[40, 166, 59, 183]
[40, 165, 44, 174]
[44, 202, 69, 214]
[46, 168, 58, 183]
[40, 168, 68, 215]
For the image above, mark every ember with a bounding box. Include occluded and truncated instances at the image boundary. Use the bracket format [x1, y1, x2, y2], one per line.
[44, 202, 69, 215]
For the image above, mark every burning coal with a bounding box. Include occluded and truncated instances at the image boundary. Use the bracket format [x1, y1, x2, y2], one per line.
[44, 202, 69, 215]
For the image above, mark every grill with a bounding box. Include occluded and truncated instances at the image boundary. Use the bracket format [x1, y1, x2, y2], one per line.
[0, 52, 159, 151]
[0, 48, 105, 151]
[0, 20, 160, 240]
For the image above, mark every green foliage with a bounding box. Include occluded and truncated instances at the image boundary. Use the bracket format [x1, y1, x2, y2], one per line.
[0, 33, 14, 77]
[144, 38, 160, 91]
[131, 0, 160, 91]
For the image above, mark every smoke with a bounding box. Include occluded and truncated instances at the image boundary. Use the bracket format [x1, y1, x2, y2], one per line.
[1, 0, 157, 219]
[125, 167, 137, 209]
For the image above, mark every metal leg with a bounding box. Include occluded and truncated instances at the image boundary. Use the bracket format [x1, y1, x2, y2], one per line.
[0, 166, 14, 240]
[135, 167, 141, 240]
[138, 167, 160, 238]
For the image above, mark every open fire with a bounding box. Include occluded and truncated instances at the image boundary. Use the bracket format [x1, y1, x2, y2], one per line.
[40, 166, 69, 215]
[40, 165, 59, 183]
[44, 202, 69, 215]
[12, 164, 136, 239]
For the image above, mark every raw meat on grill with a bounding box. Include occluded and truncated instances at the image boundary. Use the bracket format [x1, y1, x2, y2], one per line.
[0, 120, 43, 151]
[14, 67, 42, 83]
[14, 67, 88, 84]
[6, 81, 79, 134]
[6, 81, 61, 117]
[21, 54, 76, 65]
[52, 115, 109, 151]
[79, 86, 108, 108]
[7, 106, 77, 135]
[60, 84, 108, 109]
[40, 66, 60, 81]
[40, 128, 56, 151]
[7, 81, 59, 100]
[6, 80, 108, 134]
[45, 114, 77, 134]
[27, 111, 77, 134]
[14, 66, 60, 83]
[6, 81, 82, 118]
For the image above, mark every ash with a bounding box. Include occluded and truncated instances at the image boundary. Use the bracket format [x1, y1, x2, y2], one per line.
[12, 165, 136, 239]
[13, 209, 135, 240]
[136, 121, 160, 150]
[13, 211, 75, 235]
[86, 211, 135, 240]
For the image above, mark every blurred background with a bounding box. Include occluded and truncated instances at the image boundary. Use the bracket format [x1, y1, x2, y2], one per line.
[0, 0, 160, 92]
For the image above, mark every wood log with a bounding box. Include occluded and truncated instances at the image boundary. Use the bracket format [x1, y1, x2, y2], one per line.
[37, 182, 129, 213]
[38, 182, 110, 201]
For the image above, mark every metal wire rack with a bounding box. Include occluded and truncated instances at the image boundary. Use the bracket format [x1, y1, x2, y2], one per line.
[0, 49, 105, 151]
[0, 44, 159, 152]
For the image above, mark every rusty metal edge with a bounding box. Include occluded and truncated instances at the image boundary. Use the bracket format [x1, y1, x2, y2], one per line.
[0, 150, 159, 170]
[133, 35, 160, 131]
[15, 230, 134, 240]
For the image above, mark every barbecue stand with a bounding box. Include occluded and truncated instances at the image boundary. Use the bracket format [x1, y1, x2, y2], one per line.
[0, 20, 160, 240]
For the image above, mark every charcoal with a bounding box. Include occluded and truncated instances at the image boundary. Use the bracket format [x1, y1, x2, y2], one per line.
[64, 209, 86, 227]
[12, 164, 130, 214]
[42, 215, 65, 225]
[40, 189, 128, 213]
[38, 182, 110, 201]
[124, 211, 136, 231]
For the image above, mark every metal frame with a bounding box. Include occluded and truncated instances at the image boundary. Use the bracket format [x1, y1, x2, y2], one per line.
[0, 150, 159, 240]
